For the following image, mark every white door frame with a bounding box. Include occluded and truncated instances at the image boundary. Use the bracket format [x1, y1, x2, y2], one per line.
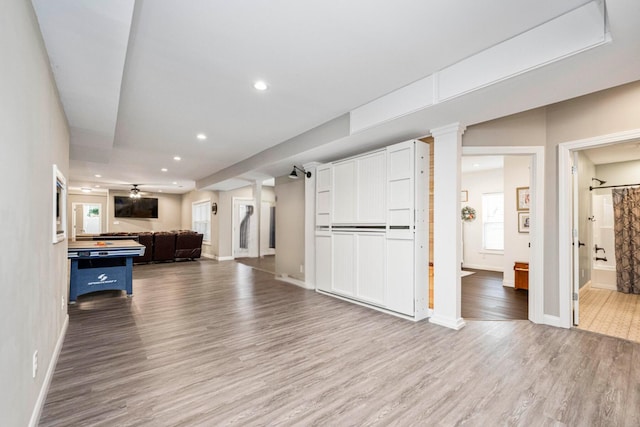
[232, 197, 257, 258]
[558, 128, 640, 328]
[71, 202, 103, 240]
[462, 146, 545, 324]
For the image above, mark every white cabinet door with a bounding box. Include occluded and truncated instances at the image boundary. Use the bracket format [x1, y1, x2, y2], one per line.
[315, 233, 332, 292]
[356, 233, 386, 306]
[387, 141, 414, 229]
[386, 235, 415, 316]
[332, 161, 356, 224]
[332, 233, 355, 296]
[356, 151, 386, 224]
[316, 164, 332, 227]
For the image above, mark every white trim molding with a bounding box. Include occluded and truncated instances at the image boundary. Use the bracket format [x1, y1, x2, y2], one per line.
[29, 314, 69, 427]
[462, 145, 545, 325]
[276, 274, 313, 290]
[557, 128, 640, 329]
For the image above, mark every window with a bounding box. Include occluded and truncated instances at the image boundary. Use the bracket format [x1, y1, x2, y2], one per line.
[482, 192, 504, 251]
[192, 200, 211, 243]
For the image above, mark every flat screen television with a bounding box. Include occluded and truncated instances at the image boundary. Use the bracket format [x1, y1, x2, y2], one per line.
[114, 196, 159, 218]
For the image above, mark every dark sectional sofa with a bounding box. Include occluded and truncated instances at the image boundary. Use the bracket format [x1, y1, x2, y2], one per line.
[99, 230, 204, 263]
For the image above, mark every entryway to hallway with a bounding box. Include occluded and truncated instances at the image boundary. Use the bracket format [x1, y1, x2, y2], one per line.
[462, 269, 528, 320]
[460, 153, 532, 321]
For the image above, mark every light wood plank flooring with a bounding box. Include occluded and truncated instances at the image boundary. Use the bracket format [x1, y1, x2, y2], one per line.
[41, 260, 640, 426]
[578, 286, 640, 343]
[462, 269, 528, 320]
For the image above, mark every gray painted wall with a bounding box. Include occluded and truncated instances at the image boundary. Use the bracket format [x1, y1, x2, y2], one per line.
[0, 1, 71, 424]
[464, 80, 640, 317]
[274, 176, 305, 281]
[107, 191, 183, 233]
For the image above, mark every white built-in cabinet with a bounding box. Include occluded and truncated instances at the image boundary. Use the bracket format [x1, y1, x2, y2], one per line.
[315, 140, 429, 320]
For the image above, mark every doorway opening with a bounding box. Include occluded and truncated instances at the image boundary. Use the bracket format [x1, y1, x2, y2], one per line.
[461, 146, 544, 324]
[72, 202, 102, 240]
[460, 155, 530, 320]
[559, 130, 640, 341]
[232, 198, 258, 259]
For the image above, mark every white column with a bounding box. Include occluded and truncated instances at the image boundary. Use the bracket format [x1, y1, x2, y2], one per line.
[430, 123, 466, 330]
[303, 162, 320, 289]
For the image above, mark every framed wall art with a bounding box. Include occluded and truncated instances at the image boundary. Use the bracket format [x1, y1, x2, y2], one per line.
[518, 212, 530, 233]
[516, 186, 530, 211]
[53, 164, 67, 243]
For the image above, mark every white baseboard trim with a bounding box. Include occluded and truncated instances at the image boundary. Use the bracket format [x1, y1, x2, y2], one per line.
[462, 263, 504, 272]
[592, 282, 616, 291]
[429, 314, 466, 330]
[29, 314, 69, 427]
[543, 314, 564, 328]
[215, 256, 234, 261]
[502, 279, 515, 288]
[201, 253, 215, 260]
[315, 289, 420, 321]
[580, 280, 592, 294]
[276, 274, 313, 290]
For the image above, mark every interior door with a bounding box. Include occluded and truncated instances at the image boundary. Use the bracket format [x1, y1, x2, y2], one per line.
[82, 204, 102, 234]
[572, 152, 580, 325]
[233, 198, 257, 258]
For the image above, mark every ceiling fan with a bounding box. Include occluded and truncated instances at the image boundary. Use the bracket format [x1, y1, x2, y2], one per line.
[129, 184, 142, 199]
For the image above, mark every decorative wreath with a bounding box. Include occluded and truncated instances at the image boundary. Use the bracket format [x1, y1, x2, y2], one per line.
[461, 206, 477, 222]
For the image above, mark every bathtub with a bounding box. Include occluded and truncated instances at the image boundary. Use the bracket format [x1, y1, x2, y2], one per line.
[592, 264, 616, 290]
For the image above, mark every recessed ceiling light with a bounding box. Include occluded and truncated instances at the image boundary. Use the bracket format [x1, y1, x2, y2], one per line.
[472, 163, 480, 168]
[196, 133, 207, 141]
[161, 168, 168, 172]
[158, 189, 163, 193]
[172, 181, 178, 185]
[94, 185, 100, 188]
[173, 156, 181, 161]
[254, 80, 268, 91]
[81, 188, 92, 193]
[94, 174, 102, 178]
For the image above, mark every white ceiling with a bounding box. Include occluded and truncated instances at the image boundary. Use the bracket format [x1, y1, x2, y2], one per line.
[31, 0, 640, 194]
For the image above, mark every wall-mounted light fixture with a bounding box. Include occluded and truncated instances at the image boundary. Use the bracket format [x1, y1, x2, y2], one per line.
[289, 165, 311, 179]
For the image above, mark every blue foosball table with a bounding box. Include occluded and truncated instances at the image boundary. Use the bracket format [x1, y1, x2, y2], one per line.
[67, 240, 145, 302]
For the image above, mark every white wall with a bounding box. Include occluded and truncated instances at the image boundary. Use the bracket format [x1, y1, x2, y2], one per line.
[0, 1, 70, 425]
[502, 156, 531, 287]
[577, 152, 595, 288]
[274, 176, 305, 281]
[181, 189, 219, 258]
[596, 159, 640, 185]
[107, 191, 182, 233]
[461, 168, 503, 271]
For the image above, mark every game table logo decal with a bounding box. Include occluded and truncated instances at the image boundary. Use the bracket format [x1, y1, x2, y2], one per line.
[88, 273, 118, 286]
